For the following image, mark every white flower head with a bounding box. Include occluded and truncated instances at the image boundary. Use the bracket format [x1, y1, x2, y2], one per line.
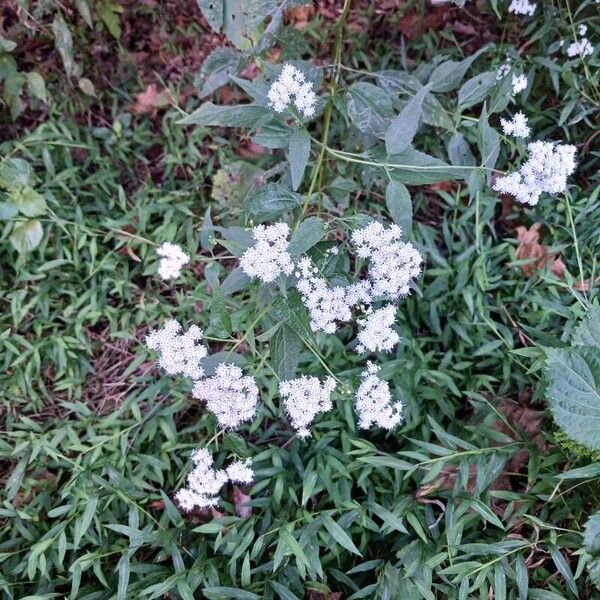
[567, 38, 594, 58]
[355, 362, 403, 430]
[192, 363, 259, 429]
[351, 221, 423, 301]
[496, 62, 512, 81]
[225, 458, 254, 484]
[500, 111, 531, 138]
[279, 375, 336, 438]
[175, 449, 254, 511]
[578, 24, 588, 36]
[146, 319, 208, 380]
[356, 305, 400, 354]
[239, 222, 294, 284]
[156, 242, 190, 280]
[511, 74, 528, 95]
[493, 140, 577, 206]
[508, 0, 536, 16]
[267, 63, 318, 119]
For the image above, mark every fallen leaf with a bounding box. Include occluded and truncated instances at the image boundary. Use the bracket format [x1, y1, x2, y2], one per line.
[285, 5, 315, 29]
[131, 83, 172, 116]
[515, 223, 563, 278]
[233, 485, 252, 518]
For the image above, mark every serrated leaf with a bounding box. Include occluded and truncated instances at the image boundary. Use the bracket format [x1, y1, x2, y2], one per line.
[194, 47, 242, 98]
[572, 307, 600, 347]
[271, 325, 302, 380]
[245, 183, 303, 222]
[288, 127, 311, 191]
[546, 347, 600, 451]
[429, 46, 488, 93]
[178, 102, 271, 128]
[288, 216, 325, 258]
[385, 83, 432, 155]
[346, 82, 393, 138]
[10, 219, 43, 253]
[458, 71, 496, 110]
[385, 180, 412, 236]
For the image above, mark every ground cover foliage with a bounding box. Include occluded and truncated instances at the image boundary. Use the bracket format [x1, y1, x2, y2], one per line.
[1, 0, 600, 598]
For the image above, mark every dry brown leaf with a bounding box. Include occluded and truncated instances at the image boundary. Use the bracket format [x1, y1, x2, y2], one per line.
[131, 84, 172, 116]
[233, 485, 252, 518]
[285, 5, 316, 29]
[515, 223, 564, 278]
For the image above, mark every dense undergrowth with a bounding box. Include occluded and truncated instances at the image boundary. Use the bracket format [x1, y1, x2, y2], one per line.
[1, 0, 600, 598]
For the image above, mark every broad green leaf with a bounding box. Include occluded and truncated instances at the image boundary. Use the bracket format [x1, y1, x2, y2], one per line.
[376, 70, 453, 131]
[221, 267, 252, 296]
[346, 82, 393, 138]
[289, 216, 326, 258]
[0, 33, 16, 52]
[515, 554, 529, 600]
[546, 347, 600, 450]
[272, 291, 315, 343]
[458, 71, 496, 110]
[585, 513, 600, 555]
[10, 219, 43, 253]
[478, 103, 500, 178]
[429, 46, 488, 93]
[447, 132, 476, 167]
[572, 307, 600, 347]
[385, 83, 432, 155]
[245, 183, 303, 222]
[75, 0, 93, 28]
[78, 77, 96, 96]
[271, 325, 302, 380]
[288, 127, 311, 191]
[384, 147, 471, 186]
[322, 515, 362, 556]
[52, 14, 74, 77]
[116, 553, 130, 600]
[9, 185, 46, 217]
[194, 47, 242, 98]
[178, 102, 271, 128]
[385, 180, 412, 236]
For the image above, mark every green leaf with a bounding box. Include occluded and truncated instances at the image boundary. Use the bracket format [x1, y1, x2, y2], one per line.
[245, 183, 303, 222]
[272, 291, 314, 343]
[288, 127, 311, 191]
[9, 185, 47, 217]
[78, 77, 96, 96]
[196, 0, 277, 50]
[0, 33, 17, 52]
[478, 103, 500, 176]
[116, 553, 130, 600]
[289, 216, 325, 258]
[194, 47, 242, 98]
[202, 587, 260, 600]
[546, 347, 600, 451]
[447, 132, 476, 167]
[75, 0, 93, 28]
[548, 545, 578, 596]
[270, 581, 300, 600]
[385, 83, 432, 155]
[52, 14, 74, 77]
[346, 82, 394, 138]
[322, 515, 362, 556]
[271, 325, 302, 380]
[385, 180, 412, 236]
[221, 267, 252, 297]
[429, 46, 488, 93]
[458, 71, 496, 110]
[585, 513, 600, 555]
[10, 219, 43, 253]
[572, 307, 600, 347]
[515, 554, 529, 600]
[178, 102, 272, 128]
[26, 72, 47, 103]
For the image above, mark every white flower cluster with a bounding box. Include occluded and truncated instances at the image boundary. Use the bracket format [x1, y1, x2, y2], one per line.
[279, 375, 336, 437]
[145, 319, 208, 380]
[295, 257, 371, 334]
[267, 64, 318, 119]
[567, 38, 594, 58]
[496, 61, 511, 81]
[351, 222, 423, 301]
[175, 448, 253, 511]
[511, 74, 527, 95]
[500, 111, 530, 138]
[240, 223, 294, 284]
[355, 362, 403, 430]
[356, 305, 400, 354]
[493, 141, 577, 206]
[508, 0, 536, 16]
[192, 363, 259, 429]
[156, 243, 190, 280]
